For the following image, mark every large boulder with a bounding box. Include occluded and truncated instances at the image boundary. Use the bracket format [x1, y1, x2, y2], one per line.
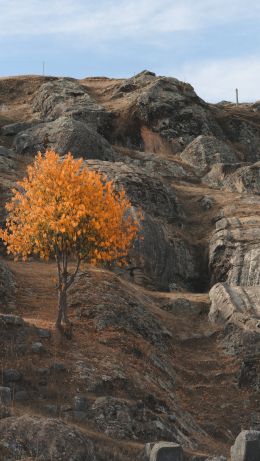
[180, 136, 238, 175]
[0, 415, 96, 461]
[32, 78, 113, 136]
[13, 116, 115, 160]
[230, 430, 260, 461]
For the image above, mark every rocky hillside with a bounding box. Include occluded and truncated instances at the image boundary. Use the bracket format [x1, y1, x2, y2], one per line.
[0, 70, 259, 460]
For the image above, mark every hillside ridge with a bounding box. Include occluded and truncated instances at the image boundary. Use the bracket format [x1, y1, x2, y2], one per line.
[0, 70, 259, 460]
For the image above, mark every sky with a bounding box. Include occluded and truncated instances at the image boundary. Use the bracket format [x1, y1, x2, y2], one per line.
[0, 0, 259, 102]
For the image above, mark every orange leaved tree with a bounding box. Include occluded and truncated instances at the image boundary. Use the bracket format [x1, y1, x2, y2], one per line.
[0, 150, 141, 329]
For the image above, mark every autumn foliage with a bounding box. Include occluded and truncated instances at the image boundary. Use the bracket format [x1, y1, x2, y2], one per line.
[0, 150, 141, 328]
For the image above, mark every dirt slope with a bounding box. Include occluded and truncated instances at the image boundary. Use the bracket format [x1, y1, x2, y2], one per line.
[0, 258, 255, 459]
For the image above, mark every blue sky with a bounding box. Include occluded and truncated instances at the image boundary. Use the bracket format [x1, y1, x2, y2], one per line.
[0, 0, 260, 102]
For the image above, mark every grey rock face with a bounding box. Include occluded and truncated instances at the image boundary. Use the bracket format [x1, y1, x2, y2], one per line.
[32, 78, 113, 136]
[86, 160, 200, 291]
[0, 415, 96, 461]
[86, 160, 178, 219]
[209, 283, 260, 330]
[13, 116, 115, 160]
[133, 219, 199, 291]
[114, 148, 194, 179]
[135, 77, 223, 147]
[180, 135, 238, 175]
[231, 430, 260, 461]
[209, 207, 260, 286]
[209, 283, 260, 387]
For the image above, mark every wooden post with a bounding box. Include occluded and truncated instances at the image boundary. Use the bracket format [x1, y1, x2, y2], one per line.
[42, 61, 45, 76]
[236, 88, 239, 106]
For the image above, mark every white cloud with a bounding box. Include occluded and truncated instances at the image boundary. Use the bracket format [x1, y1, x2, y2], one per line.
[172, 56, 260, 102]
[0, 0, 260, 39]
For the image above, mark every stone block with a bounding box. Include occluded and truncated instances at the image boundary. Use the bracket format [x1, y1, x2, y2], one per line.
[145, 442, 183, 461]
[231, 430, 260, 461]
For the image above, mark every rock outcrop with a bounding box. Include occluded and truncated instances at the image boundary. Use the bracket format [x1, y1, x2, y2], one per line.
[0, 415, 96, 461]
[209, 283, 260, 330]
[14, 116, 115, 160]
[209, 198, 260, 286]
[86, 160, 200, 291]
[217, 113, 260, 162]
[32, 78, 113, 137]
[107, 71, 224, 151]
[202, 163, 246, 189]
[221, 162, 260, 194]
[180, 136, 238, 175]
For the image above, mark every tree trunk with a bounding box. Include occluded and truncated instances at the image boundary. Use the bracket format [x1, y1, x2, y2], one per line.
[55, 256, 81, 332]
[56, 285, 70, 328]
